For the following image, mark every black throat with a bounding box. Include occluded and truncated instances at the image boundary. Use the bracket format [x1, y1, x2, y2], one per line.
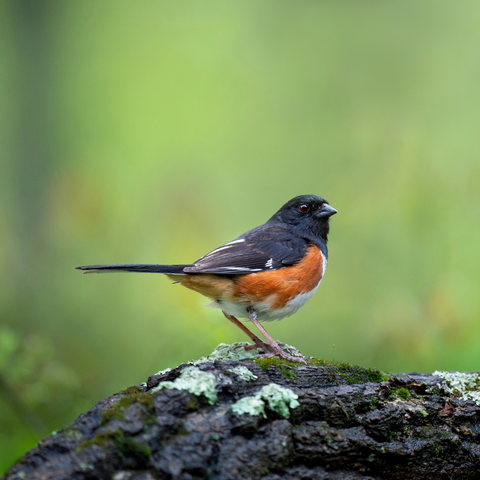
[297, 221, 330, 258]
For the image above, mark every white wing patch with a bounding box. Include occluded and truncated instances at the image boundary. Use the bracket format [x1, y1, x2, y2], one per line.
[203, 245, 231, 257]
[220, 266, 262, 272]
[265, 258, 273, 268]
[202, 238, 245, 259]
[225, 239, 245, 245]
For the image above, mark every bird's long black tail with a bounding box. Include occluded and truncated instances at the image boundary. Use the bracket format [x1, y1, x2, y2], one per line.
[75, 264, 191, 274]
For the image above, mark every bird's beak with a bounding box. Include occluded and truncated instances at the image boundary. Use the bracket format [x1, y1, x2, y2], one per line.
[315, 203, 338, 218]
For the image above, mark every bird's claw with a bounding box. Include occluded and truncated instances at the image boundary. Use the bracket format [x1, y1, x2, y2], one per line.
[255, 349, 307, 364]
[233, 341, 273, 353]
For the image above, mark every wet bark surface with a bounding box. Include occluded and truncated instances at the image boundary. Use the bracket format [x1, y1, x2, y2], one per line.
[3, 358, 480, 480]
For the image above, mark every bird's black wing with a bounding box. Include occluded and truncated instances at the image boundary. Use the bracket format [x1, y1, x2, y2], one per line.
[183, 224, 309, 275]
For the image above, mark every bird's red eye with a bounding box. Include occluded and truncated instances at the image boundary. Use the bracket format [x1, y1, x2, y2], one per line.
[299, 204, 310, 213]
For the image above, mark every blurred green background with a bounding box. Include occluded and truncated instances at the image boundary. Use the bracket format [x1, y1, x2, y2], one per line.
[2, 0, 480, 471]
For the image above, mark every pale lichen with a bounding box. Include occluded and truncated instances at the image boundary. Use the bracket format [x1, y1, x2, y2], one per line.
[154, 367, 172, 376]
[157, 341, 302, 371]
[275, 341, 305, 360]
[231, 383, 299, 419]
[150, 366, 217, 404]
[190, 342, 262, 364]
[153, 343, 262, 377]
[231, 395, 266, 417]
[432, 370, 480, 405]
[227, 366, 258, 381]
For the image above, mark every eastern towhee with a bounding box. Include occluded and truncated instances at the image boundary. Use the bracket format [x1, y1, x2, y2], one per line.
[76, 195, 337, 362]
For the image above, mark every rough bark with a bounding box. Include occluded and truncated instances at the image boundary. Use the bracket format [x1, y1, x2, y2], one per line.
[3, 355, 480, 480]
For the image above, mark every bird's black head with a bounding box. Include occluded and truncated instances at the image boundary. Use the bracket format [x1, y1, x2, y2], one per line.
[268, 195, 337, 241]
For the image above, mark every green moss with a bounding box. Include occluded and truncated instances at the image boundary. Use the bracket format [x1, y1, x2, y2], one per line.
[77, 431, 111, 452]
[175, 420, 189, 435]
[388, 431, 399, 441]
[416, 426, 458, 457]
[120, 385, 143, 395]
[251, 357, 299, 380]
[113, 431, 152, 463]
[309, 357, 389, 384]
[101, 392, 153, 425]
[250, 355, 388, 385]
[77, 429, 151, 463]
[185, 394, 200, 411]
[391, 388, 411, 400]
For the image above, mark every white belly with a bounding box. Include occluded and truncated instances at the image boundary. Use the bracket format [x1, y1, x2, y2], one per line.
[210, 252, 327, 322]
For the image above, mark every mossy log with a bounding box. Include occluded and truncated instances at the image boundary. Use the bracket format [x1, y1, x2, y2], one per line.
[3, 346, 480, 480]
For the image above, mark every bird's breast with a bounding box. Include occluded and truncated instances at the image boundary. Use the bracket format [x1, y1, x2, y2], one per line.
[228, 245, 327, 320]
[169, 245, 327, 321]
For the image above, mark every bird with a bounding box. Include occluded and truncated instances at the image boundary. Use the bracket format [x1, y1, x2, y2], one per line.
[76, 195, 337, 363]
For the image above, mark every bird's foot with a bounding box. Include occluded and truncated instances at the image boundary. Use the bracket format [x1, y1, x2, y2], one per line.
[242, 339, 273, 353]
[232, 340, 272, 353]
[256, 348, 307, 364]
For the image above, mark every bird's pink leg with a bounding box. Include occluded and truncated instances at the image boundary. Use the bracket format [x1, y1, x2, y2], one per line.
[223, 312, 272, 352]
[247, 308, 307, 363]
